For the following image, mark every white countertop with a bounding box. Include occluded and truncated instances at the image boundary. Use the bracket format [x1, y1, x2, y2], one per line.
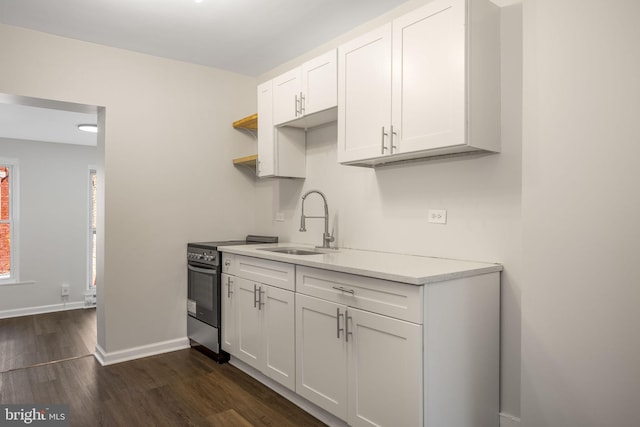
[219, 243, 502, 285]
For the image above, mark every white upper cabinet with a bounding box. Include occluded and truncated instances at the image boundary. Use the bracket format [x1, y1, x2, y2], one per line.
[257, 80, 306, 178]
[272, 49, 338, 129]
[338, 0, 500, 166]
[273, 68, 301, 126]
[337, 24, 392, 163]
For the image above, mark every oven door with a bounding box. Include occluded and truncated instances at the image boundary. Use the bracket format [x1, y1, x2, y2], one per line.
[187, 263, 218, 327]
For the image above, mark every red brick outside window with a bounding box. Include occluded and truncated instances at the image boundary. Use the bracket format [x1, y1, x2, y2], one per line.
[0, 166, 10, 276]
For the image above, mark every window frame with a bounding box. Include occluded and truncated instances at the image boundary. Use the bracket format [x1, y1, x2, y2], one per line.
[0, 158, 20, 285]
[87, 167, 97, 291]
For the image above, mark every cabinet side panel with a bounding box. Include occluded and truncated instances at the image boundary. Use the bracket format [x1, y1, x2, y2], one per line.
[274, 127, 306, 178]
[424, 273, 500, 427]
[468, 0, 501, 152]
[257, 81, 275, 177]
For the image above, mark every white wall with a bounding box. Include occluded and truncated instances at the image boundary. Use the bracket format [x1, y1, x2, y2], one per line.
[0, 139, 96, 315]
[521, 1, 640, 426]
[253, 2, 523, 418]
[0, 24, 257, 355]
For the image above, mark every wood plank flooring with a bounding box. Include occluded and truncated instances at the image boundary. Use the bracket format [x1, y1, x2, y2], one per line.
[0, 308, 96, 372]
[0, 309, 326, 427]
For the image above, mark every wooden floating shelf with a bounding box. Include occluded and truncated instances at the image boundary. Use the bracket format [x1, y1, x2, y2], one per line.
[232, 113, 258, 131]
[232, 154, 258, 169]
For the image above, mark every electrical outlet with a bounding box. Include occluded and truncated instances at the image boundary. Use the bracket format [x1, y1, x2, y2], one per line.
[428, 209, 447, 224]
[61, 284, 70, 296]
[275, 212, 285, 222]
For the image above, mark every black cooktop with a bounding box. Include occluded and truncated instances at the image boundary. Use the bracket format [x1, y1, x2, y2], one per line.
[188, 235, 278, 250]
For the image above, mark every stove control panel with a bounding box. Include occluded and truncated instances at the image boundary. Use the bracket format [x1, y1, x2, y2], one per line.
[187, 247, 219, 266]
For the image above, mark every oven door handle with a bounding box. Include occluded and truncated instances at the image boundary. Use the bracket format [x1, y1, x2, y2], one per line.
[187, 265, 216, 275]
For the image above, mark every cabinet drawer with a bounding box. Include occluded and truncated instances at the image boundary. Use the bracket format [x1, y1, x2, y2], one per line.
[296, 266, 422, 323]
[234, 255, 295, 291]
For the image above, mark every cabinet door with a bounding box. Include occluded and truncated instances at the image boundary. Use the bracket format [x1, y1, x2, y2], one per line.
[392, 0, 466, 154]
[220, 273, 236, 354]
[348, 308, 423, 427]
[295, 294, 348, 419]
[338, 24, 392, 164]
[235, 277, 263, 370]
[273, 68, 302, 125]
[302, 49, 337, 116]
[257, 81, 275, 177]
[263, 285, 295, 391]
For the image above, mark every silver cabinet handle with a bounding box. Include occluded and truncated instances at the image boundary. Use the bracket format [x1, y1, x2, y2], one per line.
[345, 310, 353, 342]
[332, 286, 355, 295]
[258, 286, 265, 310]
[227, 276, 233, 298]
[300, 92, 305, 115]
[381, 126, 388, 154]
[187, 265, 214, 275]
[336, 308, 344, 339]
[224, 259, 231, 267]
[295, 94, 300, 117]
[253, 283, 259, 308]
[390, 125, 398, 153]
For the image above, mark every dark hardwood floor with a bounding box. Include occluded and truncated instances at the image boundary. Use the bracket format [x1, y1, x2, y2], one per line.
[0, 309, 326, 427]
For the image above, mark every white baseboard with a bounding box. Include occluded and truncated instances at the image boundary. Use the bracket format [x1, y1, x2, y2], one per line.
[500, 412, 521, 427]
[0, 301, 87, 319]
[94, 337, 190, 366]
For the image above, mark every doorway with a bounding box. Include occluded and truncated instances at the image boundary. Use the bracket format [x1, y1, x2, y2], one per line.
[0, 93, 102, 359]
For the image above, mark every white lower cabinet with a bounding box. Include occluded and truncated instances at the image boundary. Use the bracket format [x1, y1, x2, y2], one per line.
[232, 276, 296, 391]
[296, 293, 422, 426]
[220, 253, 500, 427]
[296, 294, 348, 418]
[221, 273, 236, 354]
[348, 307, 422, 427]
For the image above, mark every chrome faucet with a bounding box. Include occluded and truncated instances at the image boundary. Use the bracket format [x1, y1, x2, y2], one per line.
[299, 190, 335, 248]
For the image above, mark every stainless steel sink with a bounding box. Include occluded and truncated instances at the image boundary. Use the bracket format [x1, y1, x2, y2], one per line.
[258, 247, 324, 256]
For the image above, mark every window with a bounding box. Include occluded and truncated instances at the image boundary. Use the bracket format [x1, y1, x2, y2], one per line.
[0, 160, 18, 284]
[89, 169, 97, 289]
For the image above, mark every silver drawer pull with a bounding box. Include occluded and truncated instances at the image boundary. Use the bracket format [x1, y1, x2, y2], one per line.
[227, 276, 233, 298]
[345, 310, 353, 342]
[332, 286, 355, 295]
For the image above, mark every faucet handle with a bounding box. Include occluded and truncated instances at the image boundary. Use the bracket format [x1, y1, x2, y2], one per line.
[323, 232, 335, 247]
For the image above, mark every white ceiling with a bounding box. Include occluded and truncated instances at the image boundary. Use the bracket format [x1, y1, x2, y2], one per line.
[0, 102, 97, 146]
[0, 0, 411, 146]
[0, 0, 411, 77]
[0, 0, 519, 147]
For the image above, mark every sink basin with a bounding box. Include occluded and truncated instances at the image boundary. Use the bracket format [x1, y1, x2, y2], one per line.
[258, 247, 324, 256]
